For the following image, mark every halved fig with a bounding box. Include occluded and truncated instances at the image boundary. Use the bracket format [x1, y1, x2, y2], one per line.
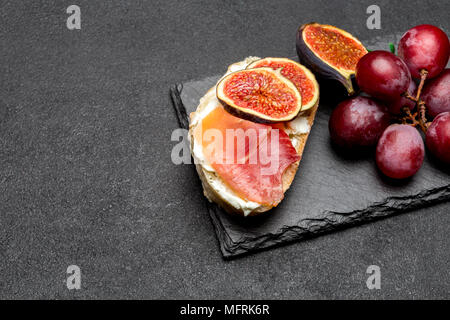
[247, 57, 319, 112]
[216, 67, 302, 123]
[296, 22, 368, 95]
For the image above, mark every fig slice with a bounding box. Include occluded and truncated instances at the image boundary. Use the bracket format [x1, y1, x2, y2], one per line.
[216, 67, 302, 123]
[296, 22, 368, 95]
[246, 57, 319, 112]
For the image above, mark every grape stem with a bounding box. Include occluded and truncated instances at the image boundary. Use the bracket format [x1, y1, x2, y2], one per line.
[401, 107, 419, 126]
[416, 69, 428, 101]
[401, 107, 428, 133]
[403, 92, 417, 102]
[402, 69, 429, 133]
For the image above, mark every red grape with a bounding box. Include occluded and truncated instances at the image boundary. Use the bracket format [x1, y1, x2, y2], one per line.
[422, 69, 450, 118]
[376, 124, 424, 179]
[386, 79, 417, 115]
[356, 51, 412, 101]
[426, 112, 450, 164]
[329, 96, 391, 148]
[398, 24, 449, 79]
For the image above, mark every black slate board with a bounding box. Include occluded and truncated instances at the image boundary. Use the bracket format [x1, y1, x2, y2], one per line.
[170, 34, 450, 259]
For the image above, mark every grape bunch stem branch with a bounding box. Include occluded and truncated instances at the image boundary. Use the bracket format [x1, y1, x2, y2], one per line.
[402, 69, 429, 133]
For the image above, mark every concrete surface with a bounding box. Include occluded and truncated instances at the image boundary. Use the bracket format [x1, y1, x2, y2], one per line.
[0, 0, 449, 299]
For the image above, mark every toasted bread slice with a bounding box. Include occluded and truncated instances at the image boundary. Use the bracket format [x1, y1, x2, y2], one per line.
[189, 58, 319, 216]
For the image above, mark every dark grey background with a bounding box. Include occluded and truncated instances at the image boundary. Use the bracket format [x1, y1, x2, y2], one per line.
[0, 0, 448, 299]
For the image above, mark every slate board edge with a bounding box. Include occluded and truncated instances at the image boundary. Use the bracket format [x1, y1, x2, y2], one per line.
[215, 185, 450, 258]
[170, 84, 450, 259]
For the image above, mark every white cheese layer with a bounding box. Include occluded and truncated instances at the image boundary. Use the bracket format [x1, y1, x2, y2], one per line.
[191, 57, 311, 216]
[288, 116, 310, 134]
[190, 89, 262, 216]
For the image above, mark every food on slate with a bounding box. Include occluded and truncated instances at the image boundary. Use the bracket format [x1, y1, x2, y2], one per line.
[247, 57, 319, 112]
[189, 22, 448, 217]
[326, 24, 448, 179]
[355, 51, 412, 102]
[329, 97, 390, 148]
[190, 57, 319, 216]
[216, 68, 302, 123]
[398, 24, 450, 79]
[376, 124, 425, 179]
[426, 112, 450, 164]
[421, 69, 450, 118]
[296, 22, 368, 95]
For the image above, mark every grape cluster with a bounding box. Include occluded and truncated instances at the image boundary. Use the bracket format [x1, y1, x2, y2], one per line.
[329, 24, 450, 179]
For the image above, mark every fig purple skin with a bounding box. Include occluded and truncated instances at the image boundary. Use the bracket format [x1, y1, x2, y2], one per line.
[329, 96, 391, 148]
[422, 69, 450, 118]
[296, 23, 366, 96]
[426, 112, 450, 164]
